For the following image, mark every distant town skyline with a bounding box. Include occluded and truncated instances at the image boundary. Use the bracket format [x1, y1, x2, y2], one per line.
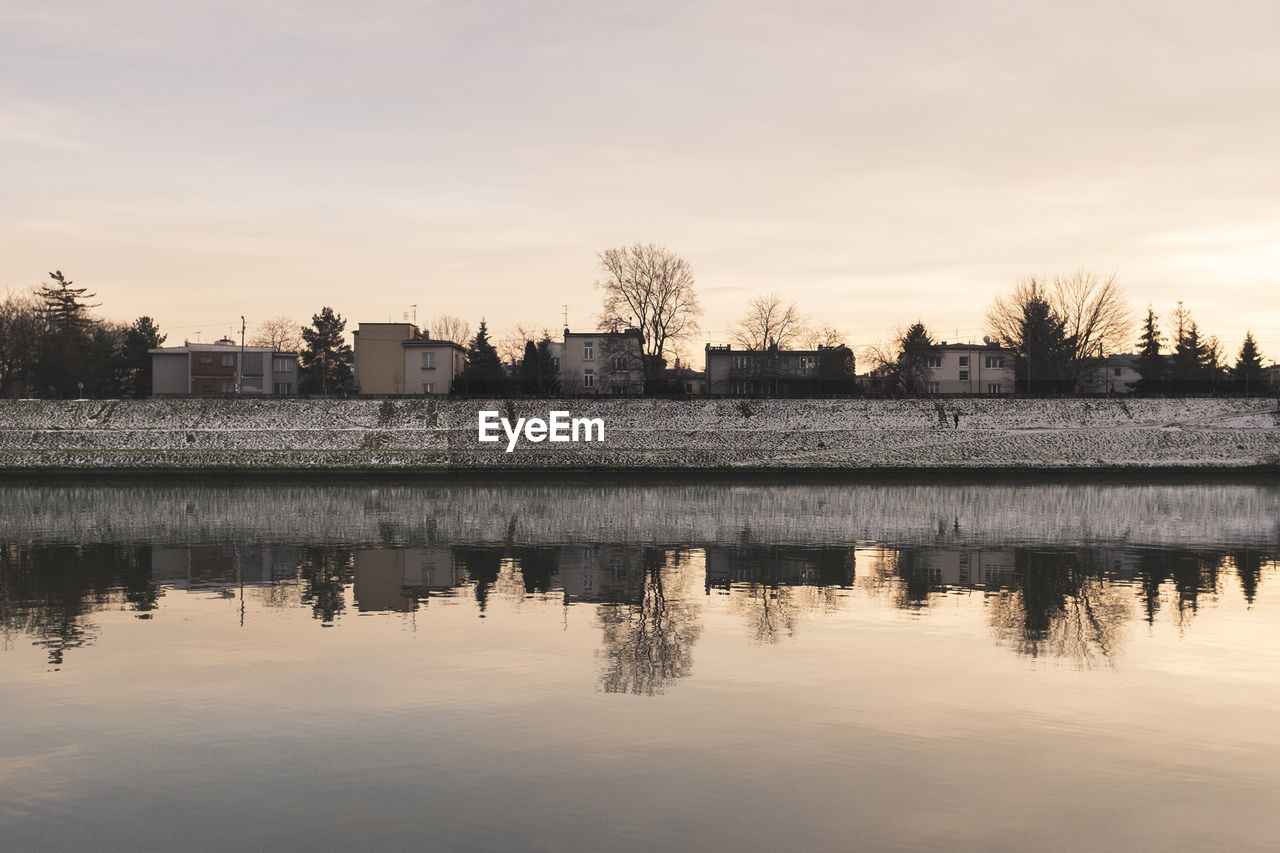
[4, 0, 1278, 362]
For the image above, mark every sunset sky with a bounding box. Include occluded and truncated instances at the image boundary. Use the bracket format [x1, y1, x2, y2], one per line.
[4, 0, 1278, 364]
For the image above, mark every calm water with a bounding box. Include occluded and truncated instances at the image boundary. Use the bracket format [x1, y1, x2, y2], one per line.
[2, 481, 1279, 851]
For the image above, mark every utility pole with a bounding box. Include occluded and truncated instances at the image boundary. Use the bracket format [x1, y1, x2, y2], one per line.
[238, 316, 245, 395]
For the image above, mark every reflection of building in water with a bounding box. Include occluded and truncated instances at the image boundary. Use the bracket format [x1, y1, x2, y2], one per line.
[912, 548, 1016, 588]
[704, 546, 855, 590]
[354, 547, 466, 612]
[151, 546, 300, 589]
[556, 545, 648, 604]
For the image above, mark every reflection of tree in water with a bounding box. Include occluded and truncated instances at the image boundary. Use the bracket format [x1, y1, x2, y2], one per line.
[0, 543, 160, 666]
[859, 548, 938, 611]
[297, 547, 354, 625]
[716, 547, 854, 643]
[1135, 549, 1223, 628]
[454, 547, 503, 615]
[987, 550, 1130, 668]
[509, 547, 558, 595]
[1232, 550, 1266, 605]
[597, 548, 702, 696]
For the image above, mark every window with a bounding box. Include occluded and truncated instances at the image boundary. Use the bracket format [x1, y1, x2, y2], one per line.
[242, 353, 264, 376]
[583, 341, 594, 360]
[272, 357, 292, 373]
[985, 356, 1004, 369]
[610, 355, 627, 371]
[959, 370, 969, 381]
[958, 356, 969, 367]
[221, 354, 235, 367]
[273, 382, 294, 395]
[731, 381, 750, 394]
[583, 368, 594, 388]
[799, 356, 817, 370]
[551, 357, 560, 371]
[732, 355, 751, 369]
[1114, 367, 1122, 376]
[421, 351, 435, 370]
[927, 356, 942, 368]
[422, 382, 434, 394]
[927, 382, 940, 393]
[988, 384, 1002, 394]
[198, 355, 213, 365]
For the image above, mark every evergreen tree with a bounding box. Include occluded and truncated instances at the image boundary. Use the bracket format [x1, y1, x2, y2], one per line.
[518, 340, 539, 394]
[1015, 294, 1074, 393]
[458, 319, 505, 394]
[119, 316, 166, 398]
[1135, 306, 1166, 391]
[1232, 332, 1265, 395]
[535, 335, 560, 394]
[895, 321, 934, 394]
[35, 270, 100, 397]
[299, 307, 353, 395]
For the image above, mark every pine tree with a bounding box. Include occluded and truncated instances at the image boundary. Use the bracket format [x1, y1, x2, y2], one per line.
[1135, 306, 1166, 391]
[535, 335, 560, 394]
[518, 340, 539, 394]
[300, 307, 353, 395]
[895, 321, 934, 394]
[120, 316, 166, 398]
[458, 319, 505, 394]
[1233, 332, 1265, 395]
[36, 270, 101, 397]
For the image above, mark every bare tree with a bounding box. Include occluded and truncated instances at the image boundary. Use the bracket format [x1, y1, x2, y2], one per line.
[987, 273, 1134, 386]
[730, 293, 809, 350]
[802, 323, 845, 350]
[596, 243, 701, 377]
[249, 315, 304, 352]
[430, 315, 471, 346]
[496, 323, 543, 366]
[0, 288, 44, 397]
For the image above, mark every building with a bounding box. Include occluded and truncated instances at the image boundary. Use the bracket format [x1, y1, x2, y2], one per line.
[1082, 354, 1142, 394]
[704, 344, 857, 396]
[352, 322, 466, 395]
[923, 342, 1016, 394]
[552, 327, 645, 394]
[149, 339, 299, 396]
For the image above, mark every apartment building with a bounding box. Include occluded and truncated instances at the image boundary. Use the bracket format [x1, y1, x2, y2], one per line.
[552, 327, 645, 394]
[352, 322, 465, 395]
[704, 344, 857, 396]
[923, 342, 1016, 394]
[149, 340, 299, 396]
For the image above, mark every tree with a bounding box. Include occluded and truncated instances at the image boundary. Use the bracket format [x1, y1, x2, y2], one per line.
[1135, 306, 1166, 391]
[36, 270, 100, 397]
[497, 323, 542, 366]
[986, 279, 1074, 393]
[730, 293, 808, 350]
[457, 319, 505, 395]
[1232, 332, 1266, 395]
[534, 335, 560, 395]
[895, 321, 935, 394]
[987, 273, 1133, 388]
[803, 324, 845, 350]
[430, 315, 471, 346]
[0, 288, 42, 398]
[299, 307, 353, 395]
[1169, 302, 1221, 392]
[250, 315, 303, 352]
[518, 340, 539, 393]
[596, 243, 702, 381]
[119, 316, 166, 398]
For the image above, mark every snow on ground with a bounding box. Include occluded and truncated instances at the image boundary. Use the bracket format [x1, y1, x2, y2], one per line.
[0, 398, 1276, 471]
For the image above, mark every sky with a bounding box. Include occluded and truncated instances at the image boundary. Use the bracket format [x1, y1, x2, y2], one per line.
[3, 0, 1279, 365]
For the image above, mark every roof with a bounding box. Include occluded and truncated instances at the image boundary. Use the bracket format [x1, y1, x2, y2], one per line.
[401, 338, 465, 351]
[930, 342, 1014, 352]
[149, 345, 298, 355]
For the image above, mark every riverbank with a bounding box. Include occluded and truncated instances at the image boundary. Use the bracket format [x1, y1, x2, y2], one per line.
[0, 398, 1277, 473]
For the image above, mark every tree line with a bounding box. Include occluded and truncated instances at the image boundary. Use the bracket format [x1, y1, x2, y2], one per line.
[3, 254, 1272, 398]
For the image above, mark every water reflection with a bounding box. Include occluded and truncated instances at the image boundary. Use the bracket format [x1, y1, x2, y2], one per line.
[3, 541, 1274, 681]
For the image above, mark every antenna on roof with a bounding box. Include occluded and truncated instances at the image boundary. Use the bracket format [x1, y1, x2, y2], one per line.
[562, 304, 569, 328]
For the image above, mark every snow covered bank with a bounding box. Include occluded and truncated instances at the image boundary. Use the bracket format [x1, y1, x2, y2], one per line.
[0, 398, 1277, 472]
